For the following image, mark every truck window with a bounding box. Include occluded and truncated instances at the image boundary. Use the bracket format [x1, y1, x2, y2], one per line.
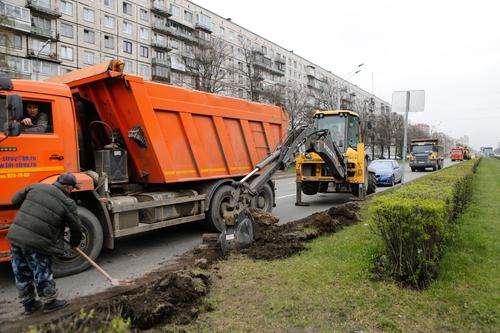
[316, 115, 345, 148]
[411, 144, 434, 154]
[346, 115, 360, 149]
[20, 100, 53, 134]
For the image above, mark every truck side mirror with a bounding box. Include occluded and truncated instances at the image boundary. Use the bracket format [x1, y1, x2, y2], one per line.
[3, 95, 23, 136]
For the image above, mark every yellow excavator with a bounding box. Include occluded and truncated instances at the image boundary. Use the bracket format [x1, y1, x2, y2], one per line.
[294, 110, 376, 205]
[220, 109, 376, 250]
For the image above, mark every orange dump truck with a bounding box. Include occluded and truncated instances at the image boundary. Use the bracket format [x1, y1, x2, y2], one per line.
[450, 147, 464, 161]
[0, 60, 288, 276]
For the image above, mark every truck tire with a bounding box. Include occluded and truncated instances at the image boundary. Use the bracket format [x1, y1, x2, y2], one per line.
[411, 167, 415, 172]
[53, 207, 103, 277]
[302, 181, 319, 195]
[207, 184, 234, 232]
[367, 172, 377, 195]
[251, 183, 274, 213]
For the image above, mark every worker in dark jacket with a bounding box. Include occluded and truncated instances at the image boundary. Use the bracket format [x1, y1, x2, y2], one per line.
[7, 173, 83, 314]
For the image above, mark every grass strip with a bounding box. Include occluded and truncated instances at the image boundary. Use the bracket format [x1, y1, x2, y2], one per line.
[181, 158, 499, 332]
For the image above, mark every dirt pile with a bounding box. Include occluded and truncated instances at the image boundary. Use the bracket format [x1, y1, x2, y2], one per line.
[246, 202, 360, 260]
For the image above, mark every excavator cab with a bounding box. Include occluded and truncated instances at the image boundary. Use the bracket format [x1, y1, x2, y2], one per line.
[295, 110, 375, 204]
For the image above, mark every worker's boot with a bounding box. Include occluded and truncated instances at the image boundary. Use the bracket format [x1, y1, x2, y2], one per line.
[23, 300, 42, 315]
[43, 299, 67, 313]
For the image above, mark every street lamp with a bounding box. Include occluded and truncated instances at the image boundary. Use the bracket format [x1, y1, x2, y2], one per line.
[33, 39, 51, 81]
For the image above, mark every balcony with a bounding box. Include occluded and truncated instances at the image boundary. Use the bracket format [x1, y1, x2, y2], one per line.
[27, 48, 61, 63]
[252, 57, 285, 76]
[26, 0, 61, 17]
[29, 25, 58, 40]
[152, 66, 170, 82]
[152, 57, 170, 67]
[274, 55, 286, 64]
[151, 38, 172, 52]
[151, 22, 198, 44]
[0, 2, 31, 32]
[151, 0, 171, 17]
[305, 65, 316, 78]
[195, 21, 212, 33]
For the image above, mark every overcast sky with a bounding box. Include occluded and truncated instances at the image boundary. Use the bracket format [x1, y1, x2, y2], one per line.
[194, 0, 500, 150]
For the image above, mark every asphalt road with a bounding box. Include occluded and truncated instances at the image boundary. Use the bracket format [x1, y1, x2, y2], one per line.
[0, 159, 455, 320]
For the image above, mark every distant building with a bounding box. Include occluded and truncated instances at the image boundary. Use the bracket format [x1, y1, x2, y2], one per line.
[416, 123, 430, 136]
[0, 0, 389, 112]
[457, 135, 469, 146]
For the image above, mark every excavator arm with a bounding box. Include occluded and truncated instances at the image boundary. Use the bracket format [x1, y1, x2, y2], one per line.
[220, 123, 346, 250]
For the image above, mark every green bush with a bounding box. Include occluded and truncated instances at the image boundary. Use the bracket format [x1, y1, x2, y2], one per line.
[370, 159, 480, 288]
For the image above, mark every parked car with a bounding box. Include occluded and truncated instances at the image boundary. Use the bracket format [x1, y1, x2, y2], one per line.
[369, 159, 402, 186]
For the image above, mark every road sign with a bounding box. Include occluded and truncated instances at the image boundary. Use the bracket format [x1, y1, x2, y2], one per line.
[392, 90, 425, 113]
[392, 90, 425, 184]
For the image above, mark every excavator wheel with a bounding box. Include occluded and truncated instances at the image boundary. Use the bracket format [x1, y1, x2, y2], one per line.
[302, 181, 319, 195]
[367, 172, 377, 195]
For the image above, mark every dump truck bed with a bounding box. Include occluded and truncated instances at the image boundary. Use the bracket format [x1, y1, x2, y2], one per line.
[49, 62, 289, 183]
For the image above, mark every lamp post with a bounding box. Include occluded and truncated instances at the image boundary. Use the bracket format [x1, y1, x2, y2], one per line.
[33, 39, 51, 81]
[337, 63, 364, 109]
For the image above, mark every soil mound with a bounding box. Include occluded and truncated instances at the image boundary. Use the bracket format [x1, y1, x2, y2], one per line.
[246, 202, 360, 260]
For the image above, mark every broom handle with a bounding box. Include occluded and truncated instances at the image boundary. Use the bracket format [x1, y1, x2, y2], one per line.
[73, 247, 113, 282]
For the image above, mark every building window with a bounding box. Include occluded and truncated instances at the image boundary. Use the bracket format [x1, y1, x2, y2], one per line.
[219, 26, 224, 36]
[104, 0, 114, 8]
[60, 0, 73, 15]
[0, 34, 22, 49]
[184, 10, 193, 23]
[138, 64, 150, 78]
[83, 29, 95, 44]
[169, 4, 179, 17]
[104, 15, 114, 28]
[123, 60, 133, 73]
[83, 51, 94, 65]
[60, 45, 73, 60]
[140, 45, 148, 58]
[123, 2, 132, 15]
[123, 40, 132, 54]
[169, 39, 178, 49]
[123, 21, 132, 34]
[60, 23, 73, 38]
[32, 16, 51, 30]
[83, 8, 94, 22]
[104, 35, 114, 49]
[139, 8, 148, 22]
[139, 27, 149, 40]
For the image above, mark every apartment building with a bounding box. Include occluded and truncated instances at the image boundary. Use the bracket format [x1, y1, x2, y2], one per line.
[0, 0, 390, 112]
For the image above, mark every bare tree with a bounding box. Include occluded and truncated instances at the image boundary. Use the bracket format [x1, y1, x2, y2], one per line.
[284, 84, 314, 130]
[188, 37, 230, 94]
[316, 78, 340, 110]
[232, 40, 267, 102]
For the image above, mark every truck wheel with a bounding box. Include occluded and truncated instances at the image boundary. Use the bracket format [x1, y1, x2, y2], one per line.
[207, 185, 234, 232]
[411, 167, 415, 172]
[251, 183, 274, 213]
[367, 172, 377, 195]
[53, 207, 103, 277]
[352, 161, 369, 197]
[302, 181, 319, 195]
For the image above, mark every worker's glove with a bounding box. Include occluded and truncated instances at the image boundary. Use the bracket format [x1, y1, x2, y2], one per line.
[69, 233, 82, 248]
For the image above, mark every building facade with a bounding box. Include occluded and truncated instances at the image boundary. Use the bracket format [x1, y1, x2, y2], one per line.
[0, 0, 390, 112]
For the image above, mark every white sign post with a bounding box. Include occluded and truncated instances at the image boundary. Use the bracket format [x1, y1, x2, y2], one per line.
[392, 90, 425, 183]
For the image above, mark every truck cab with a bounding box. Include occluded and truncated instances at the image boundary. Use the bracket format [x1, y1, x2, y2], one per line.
[409, 138, 444, 171]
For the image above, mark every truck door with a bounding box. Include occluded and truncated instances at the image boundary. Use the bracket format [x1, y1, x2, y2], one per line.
[0, 96, 66, 204]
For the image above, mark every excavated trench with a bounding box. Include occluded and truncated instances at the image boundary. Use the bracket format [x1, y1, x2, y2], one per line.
[13, 202, 360, 333]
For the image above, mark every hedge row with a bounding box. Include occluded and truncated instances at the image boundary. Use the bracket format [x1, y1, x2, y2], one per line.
[370, 159, 481, 288]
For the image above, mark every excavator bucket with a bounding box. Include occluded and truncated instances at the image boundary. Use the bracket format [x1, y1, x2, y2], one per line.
[220, 209, 254, 252]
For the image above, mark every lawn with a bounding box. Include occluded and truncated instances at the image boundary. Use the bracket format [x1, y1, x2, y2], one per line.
[179, 158, 500, 332]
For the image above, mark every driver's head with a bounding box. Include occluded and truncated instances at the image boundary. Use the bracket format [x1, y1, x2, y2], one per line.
[26, 103, 39, 118]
